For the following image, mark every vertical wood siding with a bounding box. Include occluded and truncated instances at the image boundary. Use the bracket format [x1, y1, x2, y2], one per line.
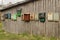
[2, 0, 60, 37]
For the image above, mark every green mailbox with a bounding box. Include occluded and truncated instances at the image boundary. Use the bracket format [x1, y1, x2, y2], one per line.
[39, 13, 46, 22]
[17, 9, 22, 17]
[11, 14, 17, 21]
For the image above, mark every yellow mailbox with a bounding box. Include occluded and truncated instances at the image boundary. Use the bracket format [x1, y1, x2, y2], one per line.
[48, 12, 54, 21]
[35, 14, 39, 21]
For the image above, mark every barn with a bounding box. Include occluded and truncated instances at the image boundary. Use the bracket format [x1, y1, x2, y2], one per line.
[0, 0, 60, 37]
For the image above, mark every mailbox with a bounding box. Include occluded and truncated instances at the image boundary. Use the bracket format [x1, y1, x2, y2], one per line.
[35, 14, 39, 21]
[11, 14, 17, 21]
[54, 13, 59, 21]
[7, 13, 11, 19]
[17, 9, 22, 17]
[4, 14, 8, 19]
[24, 14, 30, 22]
[48, 12, 53, 21]
[30, 13, 35, 21]
[1, 14, 5, 21]
[39, 13, 46, 22]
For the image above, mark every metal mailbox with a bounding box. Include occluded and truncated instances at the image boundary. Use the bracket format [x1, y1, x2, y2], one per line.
[24, 14, 30, 22]
[54, 13, 59, 21]
[11, 14, 17, 21]
[35, 14, 39, 21]
[30, 13, 35, 21]
[7, 13, 11, 19]
[48, 12, 53, 21]
[4, 14, 8, 19]
[39, 12, 46, 22]
[17, 9, 22, 17]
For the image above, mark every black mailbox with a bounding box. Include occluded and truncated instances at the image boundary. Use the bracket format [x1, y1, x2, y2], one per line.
[39, 12, 46, 22]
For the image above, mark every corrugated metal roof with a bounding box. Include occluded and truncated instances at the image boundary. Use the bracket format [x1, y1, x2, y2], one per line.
[0, 0, 36, 11]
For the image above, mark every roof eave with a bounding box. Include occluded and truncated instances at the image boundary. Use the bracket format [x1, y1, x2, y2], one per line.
[0, 0, 37, 11]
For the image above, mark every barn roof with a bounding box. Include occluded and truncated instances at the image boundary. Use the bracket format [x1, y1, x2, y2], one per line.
[0, 0, 36, 11]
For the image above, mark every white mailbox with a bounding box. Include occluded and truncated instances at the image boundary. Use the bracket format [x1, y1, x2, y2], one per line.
[54, 13, 59, 21]
[35, 14, 39, 21]
[48, 12, 53, 21]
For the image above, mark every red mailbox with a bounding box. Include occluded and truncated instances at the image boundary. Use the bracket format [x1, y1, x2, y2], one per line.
[24, 14, 30, 22]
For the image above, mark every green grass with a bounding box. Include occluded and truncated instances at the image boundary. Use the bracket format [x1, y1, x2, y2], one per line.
[0, 23, 59, 40]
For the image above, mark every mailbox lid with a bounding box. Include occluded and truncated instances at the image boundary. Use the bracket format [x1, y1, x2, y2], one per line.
[39, 13, 45, 18]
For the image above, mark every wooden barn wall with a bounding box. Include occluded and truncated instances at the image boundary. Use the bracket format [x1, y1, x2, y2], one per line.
[2, 0, 60, 37]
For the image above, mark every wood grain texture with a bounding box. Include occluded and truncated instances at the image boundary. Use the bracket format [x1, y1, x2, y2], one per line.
[1, 0, 60, 37]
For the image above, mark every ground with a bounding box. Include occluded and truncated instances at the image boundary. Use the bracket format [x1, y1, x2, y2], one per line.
[0, 23, 60, 40]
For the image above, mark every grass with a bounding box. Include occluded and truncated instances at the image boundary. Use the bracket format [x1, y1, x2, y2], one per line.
[0, 23, 60, 40]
